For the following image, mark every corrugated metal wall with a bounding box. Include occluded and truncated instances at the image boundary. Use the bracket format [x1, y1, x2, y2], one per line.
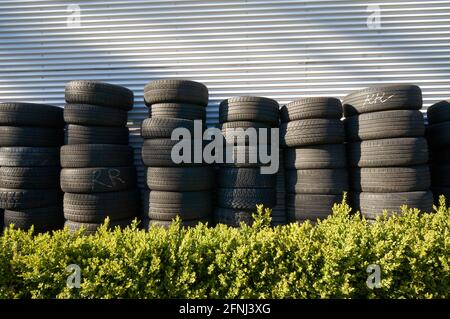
[1, 0, 450, 187]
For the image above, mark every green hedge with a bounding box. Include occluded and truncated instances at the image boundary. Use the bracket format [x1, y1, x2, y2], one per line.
[1, 196, 449, 299]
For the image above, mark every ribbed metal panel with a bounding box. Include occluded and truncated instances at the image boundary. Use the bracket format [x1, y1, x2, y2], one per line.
[1, 0, 449, 187]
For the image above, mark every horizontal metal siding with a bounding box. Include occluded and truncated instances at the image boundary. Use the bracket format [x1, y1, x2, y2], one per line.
[1, 0, 449, 188]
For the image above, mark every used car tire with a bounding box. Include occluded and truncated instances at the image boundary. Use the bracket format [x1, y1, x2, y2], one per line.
[284, 144, 346, 169]
[64, 103, 128, 127]
[347, 137, 429, 167]
[0, 102, 64, 127]
[220, 145, 272, 168]
[280, 97, 342, 122]
[147, 166, 214, 191]
[61, 167, 136, 193]
[352, 191, 434, 219]
[141, 138, 201, 167]
[4, 204, 64, 232]
[220, 121, 273, 145]
[219, 96, 279, 125]
[61, 144, 134, 168]
[144, 79, 208, 106]
[342, 84, 422, 117]
[149, 103, 206, 121]
[426, 100, 450, 125]
[218, 167, 276, 189]
[350, 166, 430, 192]
[63, 190, 139, 223]
[287, 193, 343, 222]
[141, 118, 194, 139]
[217, 188, 276, 210]
[0, 147, 60, 167]
[66, 125, 129, 145]
[0, 127, 63, 147]
[65, 80, 134, 111]
[148, 190, 212, 220]
[286, 169, 348, 194]
[0, 167, 60, 189]
[280, 119, 344, 147]
[0, 188, 61, 210]
[345, 110, 425, 141]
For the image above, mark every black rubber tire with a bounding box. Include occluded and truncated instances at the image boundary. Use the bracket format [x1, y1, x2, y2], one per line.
[217, 188, 276, 210]
[286, 169, 348, 194]
[284, 144, 347, 169]
[4, 204, 64, 233]
[214, 207, 253, 227]
[281, 119, 344, 147]
[61, 144, 134, 168]
[426, 121, 450, 149]
[218, 167, 276, 188]
[347, 137, 429, 168]
[0, 147, 60, 167]
[0, 127, 63, 147]
[148, 190, 212, 220]
[345, 110, 425, 142]
[280, 97, 342, 122]
[0, 167, 60, 189]
[427, 100, 450, 125]
[61, 167, 136, 193]
[64, 103, 128, 127]
[353, 191, 434, 219]
[431, 165, 450, 187]
[66, 125, 129, 145]
[65, 80, 134, 111]
[219, 96, 279, 125]
[141, 118, 194, 139]
[147, 166, 214, 191]
[141, 138, 202, 167]
[149, 103, 206, 121]
[144, 79, 208, 106]
[342, 84, 422, 117]
[64, 190, 139, 223]
[65, 218, 135, 235]
[220, 145, 273, 168]
[0, 102, 64, 128]
[0, 188, 61, 210]
[220, 121, 273, 145]
[350, 166, 430, 192]
[144, 218, 210, 229]
[287, 193, 343, 222]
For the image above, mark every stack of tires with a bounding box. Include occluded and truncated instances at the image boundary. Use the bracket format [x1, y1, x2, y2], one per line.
[344, 84, 433, 219]
[281, 98, 348, 223]
[0, 102, 64, 232]
[215, 97, 279, 227]
[426, 100, 450, 203]
[61, 81, 139, 234]
[142, 79, 214, 228]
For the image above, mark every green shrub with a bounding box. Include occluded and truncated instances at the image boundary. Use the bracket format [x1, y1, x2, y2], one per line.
[0, 196, 449, 299]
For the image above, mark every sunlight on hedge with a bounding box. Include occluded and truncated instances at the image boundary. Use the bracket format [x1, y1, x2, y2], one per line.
[0, 196, 449, 299]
